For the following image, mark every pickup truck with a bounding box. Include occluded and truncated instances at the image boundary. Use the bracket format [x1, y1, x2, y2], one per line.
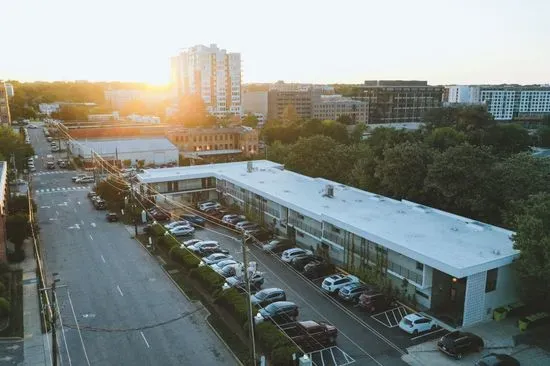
[280, 321, 338, 351]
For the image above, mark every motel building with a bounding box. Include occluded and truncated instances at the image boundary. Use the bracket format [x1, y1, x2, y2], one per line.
[136, 160, 520, 328]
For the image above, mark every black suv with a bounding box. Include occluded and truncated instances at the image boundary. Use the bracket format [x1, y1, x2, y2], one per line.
[303, 262, 336, 279]
[437, 331, 484, 359]
[254, 301, 299, 324]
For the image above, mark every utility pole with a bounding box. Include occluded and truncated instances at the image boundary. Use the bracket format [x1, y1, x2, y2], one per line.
[241, 232, 257, 365]
[130, 179, 138, 236]
[51, 279, 59, 366]
[92, 152, 97, 186]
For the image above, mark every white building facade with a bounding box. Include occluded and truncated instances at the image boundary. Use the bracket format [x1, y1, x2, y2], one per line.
[171, 44, 242, 118]
[312, 95, 368, 123]
[444, 85, 550, 121]
[137, 160, 521, 328]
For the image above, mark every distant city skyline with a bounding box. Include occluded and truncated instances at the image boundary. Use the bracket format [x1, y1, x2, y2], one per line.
[2, 0, 549, 85]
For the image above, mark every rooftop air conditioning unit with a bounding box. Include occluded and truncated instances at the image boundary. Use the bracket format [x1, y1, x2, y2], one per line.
[323, 184, 334, 198]
[247, 161, 253, 173]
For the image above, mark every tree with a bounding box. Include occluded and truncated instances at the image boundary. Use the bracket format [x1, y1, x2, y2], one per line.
[282, 105, 298, 122]
[242, 114, 259, 128]
[6, 213, 31, 246]
[482, 124, 531, 155]
[8, 196, 35, 215]
[423, 106, 494, 132]
[336, 114, 354, 125]
[425, 144, 496, 218]
[0, 127, 34, 171]
[509, 193, 550, 310]
[51, 105, 90, 121]
[169, 94, 208, 127]
[349, 146, 382, 193]
[266, 141, 290, 164]
[375, 142, 434, 201]
[96, 177, 129, 207]
[424, 127, 466, 151]
[423, 107, 458, 130]
[537, 126, 550, 147]
[366, 127, 420, 158]
[349, 123, 367, 143]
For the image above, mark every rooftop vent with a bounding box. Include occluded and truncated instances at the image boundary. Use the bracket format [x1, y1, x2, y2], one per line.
[450, 227, 459, 232]
[355, 199, 363, 203]
[467, 221, 485, 232]
[369, 195, 382, 201]
[247, 161, 253, 173]
[322, 184, 334, 198]
[492, 249, 501, 255]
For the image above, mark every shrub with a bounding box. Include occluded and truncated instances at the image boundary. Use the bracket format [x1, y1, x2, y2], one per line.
[255, 322, 293, 350]
[0, 282, 5, 296]
[215, 288, 250, 327]
[0, 297, 10, 317]
[150, 223, 167, 237]
[157, 234, 179, 251]
[271, 346, 300, 366]
[170, 247, 200, 270]
[190, 266, 224, 295]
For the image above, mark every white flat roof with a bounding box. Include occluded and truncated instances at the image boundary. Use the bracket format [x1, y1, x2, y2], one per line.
[137, 160, 518, 278]
[74, 138, 178, 156]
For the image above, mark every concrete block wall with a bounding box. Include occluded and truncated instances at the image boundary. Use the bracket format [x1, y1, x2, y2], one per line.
[463, 271, 487, 327]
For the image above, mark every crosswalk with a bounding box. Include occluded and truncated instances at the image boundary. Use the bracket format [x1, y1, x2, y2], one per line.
[32, 170, 72, 176]
[35, 186, 90, 194]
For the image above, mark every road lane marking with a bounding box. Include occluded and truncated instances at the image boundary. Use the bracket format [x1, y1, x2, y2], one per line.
[67, 291, 91, 366]
[80, 220, 84, 225]
[74, 208, 77, 213]
[140, 332, 150, 348]
[116, 285, 124, 297]
[101, 255, 106, 263]
[91, 223, 96, 228]
[40, 205, 51, 209]
[77, 201, 81, 205]
[89, 235, 93, 241]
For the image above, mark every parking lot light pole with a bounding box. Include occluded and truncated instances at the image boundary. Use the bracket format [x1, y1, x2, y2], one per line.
[241, 233, 257, 365]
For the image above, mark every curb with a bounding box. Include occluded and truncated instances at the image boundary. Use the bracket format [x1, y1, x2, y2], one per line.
[127, 226, 244, 366]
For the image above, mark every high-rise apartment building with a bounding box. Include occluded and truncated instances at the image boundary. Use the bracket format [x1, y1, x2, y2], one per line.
[171, 44, 242, 118]
[444, 85, 550, 121]
[354, 80, 443, 124]
[0, 82, 11, 125]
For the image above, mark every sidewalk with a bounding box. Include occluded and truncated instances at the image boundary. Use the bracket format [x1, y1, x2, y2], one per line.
[14, 240, 51, 366]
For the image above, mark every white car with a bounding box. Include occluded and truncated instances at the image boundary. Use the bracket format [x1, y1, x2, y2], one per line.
[198, 201, 221, 211]
[211, 259, 239, 272]
[188, 240, 218, 252]
[169, 226, 195, 237]
[201, 253, 233, 266]
[281, 248, 312, 263]
[164, 220, 191, 230]
[76, 176, 94, 184]
[181, 239, 202, 248]
[321, 274, 360, 294]
[398, 313, 437, 335]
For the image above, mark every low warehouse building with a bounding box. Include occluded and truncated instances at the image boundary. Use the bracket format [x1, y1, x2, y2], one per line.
[69, 138, 179, 166]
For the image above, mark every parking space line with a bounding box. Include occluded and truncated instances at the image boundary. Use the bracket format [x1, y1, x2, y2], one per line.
[410, 327, 446, 341]
[391, 310, 399, 326]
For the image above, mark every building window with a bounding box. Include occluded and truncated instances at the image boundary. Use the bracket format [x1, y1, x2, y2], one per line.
[297, 214, 304, 220]
[485, 268, 498, 293]
[331, 227, 340, 234]
[416, 262, 424, 271]
[297, 231, 304, 238]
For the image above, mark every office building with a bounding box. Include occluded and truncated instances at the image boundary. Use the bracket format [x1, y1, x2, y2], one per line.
[4, 83, 14, 98]
[355, 80, 443, 124]
[167, 126, 259, 158]
[242, 90, 268, 117]
[136, 160, 520, 328]
[312, 95, 368, 123]
[88, 112, 120, 122]
[267, 87, 321, 121]
[444, 85, 550, 121]
[171, 44, 242, 117]
[0, 82, 11, 125]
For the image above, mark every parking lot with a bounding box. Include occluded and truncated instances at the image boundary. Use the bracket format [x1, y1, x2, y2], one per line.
[152, 212, 451, 365]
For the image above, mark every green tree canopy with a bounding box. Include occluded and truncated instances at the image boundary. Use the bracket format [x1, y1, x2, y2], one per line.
[242, 114, 259, 128]
[0, 126, 34, 171]
[424, 127, 466, 151]
[510, 193, 550, 310]
[482, 124, 531, 155]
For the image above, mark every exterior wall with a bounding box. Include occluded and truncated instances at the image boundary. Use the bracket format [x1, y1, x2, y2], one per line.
[168, 127, 259, 156]
[483, 264, 520, 320]
[267, 89, 321, 120]
[173, 44, 242, 117]
[0, 83, 11, 125]
[463, 272, 488, 327]
[312, 96, 368, 123]
[242, 91, 268, 116]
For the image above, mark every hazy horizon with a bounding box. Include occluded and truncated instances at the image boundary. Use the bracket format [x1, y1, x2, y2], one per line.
[2, 0, 549, 86]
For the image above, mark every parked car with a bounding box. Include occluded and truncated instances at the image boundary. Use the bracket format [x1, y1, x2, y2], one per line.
[181, 214, 206, 227]
[254, 301, 299, 325]
[94, 199, 106, 210]
[87, 191, 97, 199]
[72, 174, 88, 182]
[105, 212, 118, 222]
[47, 162, 55, 170]
[188, 240, 219, 253]
[250, 288, 287, 307]
[437, 331, 484, 359]
[150, 210, 170, 221]
[338, 283, 373, 303]
[164, 220, 191, 230]
[291, 255, 325, 271]
[198, 201, 221, 211]
[224, 273, 265, 291]
[245, 229, 273, 244]
[399, 313, 437, 335]
[281, 321, 337, 351]
[211, 259, 238, 273]
[202, 253, 233, 266]
[235, 221, 254, 230]
[281, 248, 313, 263]
[182, 239, 203, 247]
[227, 216, 248, 226]
[358, 292, 394, 313]
[475, 353, 520, 366]
[168, 226, 195, 237]
[262, 239, 294, 254]
[303, 262, 336, 279]
[222, 214, 242, 224]
[218, 264, 240, 278]
[321, 274, 360, 294]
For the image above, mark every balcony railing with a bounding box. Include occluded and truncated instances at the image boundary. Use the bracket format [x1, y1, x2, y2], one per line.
[322, 230, 344, 245]
[386, 261, 423, 285]
[288, 218, 322, 238]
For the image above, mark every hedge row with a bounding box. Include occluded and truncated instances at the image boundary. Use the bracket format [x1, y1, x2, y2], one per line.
[215, 288, 251, 327]
[150, 223, 167, 237]
[170, 247, 200, 270]
[190, 266, 224, 295]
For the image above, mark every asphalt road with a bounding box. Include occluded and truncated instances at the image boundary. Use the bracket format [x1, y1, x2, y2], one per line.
[29, 126, 236, 366]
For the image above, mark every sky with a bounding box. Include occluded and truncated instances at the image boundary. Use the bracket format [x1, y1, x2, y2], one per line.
[1, 0, 549, 85]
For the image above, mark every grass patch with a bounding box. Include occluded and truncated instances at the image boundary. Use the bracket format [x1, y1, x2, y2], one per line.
[0, 270, 24, 338]
[208, 313, 253, 366]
